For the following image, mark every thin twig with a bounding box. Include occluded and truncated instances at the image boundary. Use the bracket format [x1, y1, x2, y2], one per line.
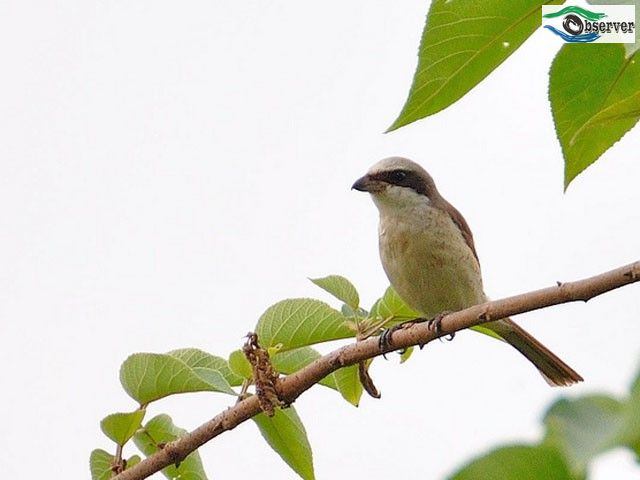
[113, 261, 640, 480]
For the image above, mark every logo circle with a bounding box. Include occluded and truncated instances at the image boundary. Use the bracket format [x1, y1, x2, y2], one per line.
[563, 14, 584, 35]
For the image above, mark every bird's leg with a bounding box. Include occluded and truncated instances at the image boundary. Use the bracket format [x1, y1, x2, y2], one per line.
[378, 318, 427, 354]
[427, 311, 455, 342]
[378, 311, 455, 354]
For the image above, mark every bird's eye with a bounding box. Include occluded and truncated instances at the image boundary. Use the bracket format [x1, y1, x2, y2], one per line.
[390, 170, 407, 183]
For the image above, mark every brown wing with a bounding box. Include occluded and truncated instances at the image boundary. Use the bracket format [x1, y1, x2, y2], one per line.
[436, 197, 479, 264]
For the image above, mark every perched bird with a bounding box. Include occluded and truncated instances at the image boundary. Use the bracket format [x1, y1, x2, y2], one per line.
[352, 156, 582, 386]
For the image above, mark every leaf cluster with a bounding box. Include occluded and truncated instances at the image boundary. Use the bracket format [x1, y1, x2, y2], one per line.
[450, 366, 640, 479]
[91, 276, 418, 480]
[389, 0, 640, 188]
[91, 268, 640, 479]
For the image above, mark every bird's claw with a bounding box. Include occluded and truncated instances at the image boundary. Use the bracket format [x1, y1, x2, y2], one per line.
[378, 324, 403, 357]
[378, 319, 426, 356]
[427, 311, 455, 341]
[378, 312, 455, 356]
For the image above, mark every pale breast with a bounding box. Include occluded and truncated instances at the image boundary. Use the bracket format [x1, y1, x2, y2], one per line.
[378, 207, 485, 318]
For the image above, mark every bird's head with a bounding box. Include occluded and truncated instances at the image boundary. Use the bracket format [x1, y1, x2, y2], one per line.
[352, 157, 439, 213]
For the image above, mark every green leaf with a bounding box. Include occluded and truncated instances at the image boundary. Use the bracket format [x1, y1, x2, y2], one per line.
[120, 353, 235, 404]
[400, 346, 414, 363]
[228, 349, 253, 380]
[620, 367, 640, 457]
[100, 409, 146, 446]
[448, 362, 640, 478]
[126, 455, 141, 469]
[168, 348, 244, 386]
[89, 449, 142, 479]
[587, 0, 639, 57]
[272, 346, 322, 376]
[272, 346, 362, 406]
[329, 362, 363, 406]
[549, 44, 640, 188]
[254, 406, 315, 480]
[470, 324, 504, 341]
[449, 444, 574, 480]
[340, 303, 368, 318]
[255, 298, 353, 351]
[190, 367, 236, 395]
[370, 286, 420, 322]
[631, 436, 640, 462]
[543, 395, 626, 476]
[389, 0, 562, 131]
[133, 414, 208, 480]
[310, 275, 360, 309]
[89, 449, 114, 480]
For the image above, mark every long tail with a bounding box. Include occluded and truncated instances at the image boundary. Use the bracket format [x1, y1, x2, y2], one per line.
[487, 318, 583, 387]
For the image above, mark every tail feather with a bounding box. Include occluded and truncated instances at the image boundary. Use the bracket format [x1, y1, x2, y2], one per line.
[488, 318, 583, 387]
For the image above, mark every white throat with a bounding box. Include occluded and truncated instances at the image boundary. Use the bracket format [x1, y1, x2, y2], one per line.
[370, 186, 433, 221]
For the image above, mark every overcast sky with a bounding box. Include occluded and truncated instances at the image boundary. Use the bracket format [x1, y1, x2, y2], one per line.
[1, 1, 639, 479]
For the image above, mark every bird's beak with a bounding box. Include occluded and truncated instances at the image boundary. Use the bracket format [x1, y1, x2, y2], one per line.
[352, 174, 385, 193]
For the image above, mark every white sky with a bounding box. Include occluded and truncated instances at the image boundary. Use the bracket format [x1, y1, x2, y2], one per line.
[1, 1, 639, 479]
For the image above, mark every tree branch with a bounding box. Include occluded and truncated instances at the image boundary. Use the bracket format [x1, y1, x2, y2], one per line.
[113, 261, 640, 480]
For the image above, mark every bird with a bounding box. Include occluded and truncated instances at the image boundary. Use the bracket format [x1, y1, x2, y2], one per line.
[352, 156, 583, 386]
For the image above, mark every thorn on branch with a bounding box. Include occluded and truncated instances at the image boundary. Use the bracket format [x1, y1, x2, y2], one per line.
[243, 333, 283, 416]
